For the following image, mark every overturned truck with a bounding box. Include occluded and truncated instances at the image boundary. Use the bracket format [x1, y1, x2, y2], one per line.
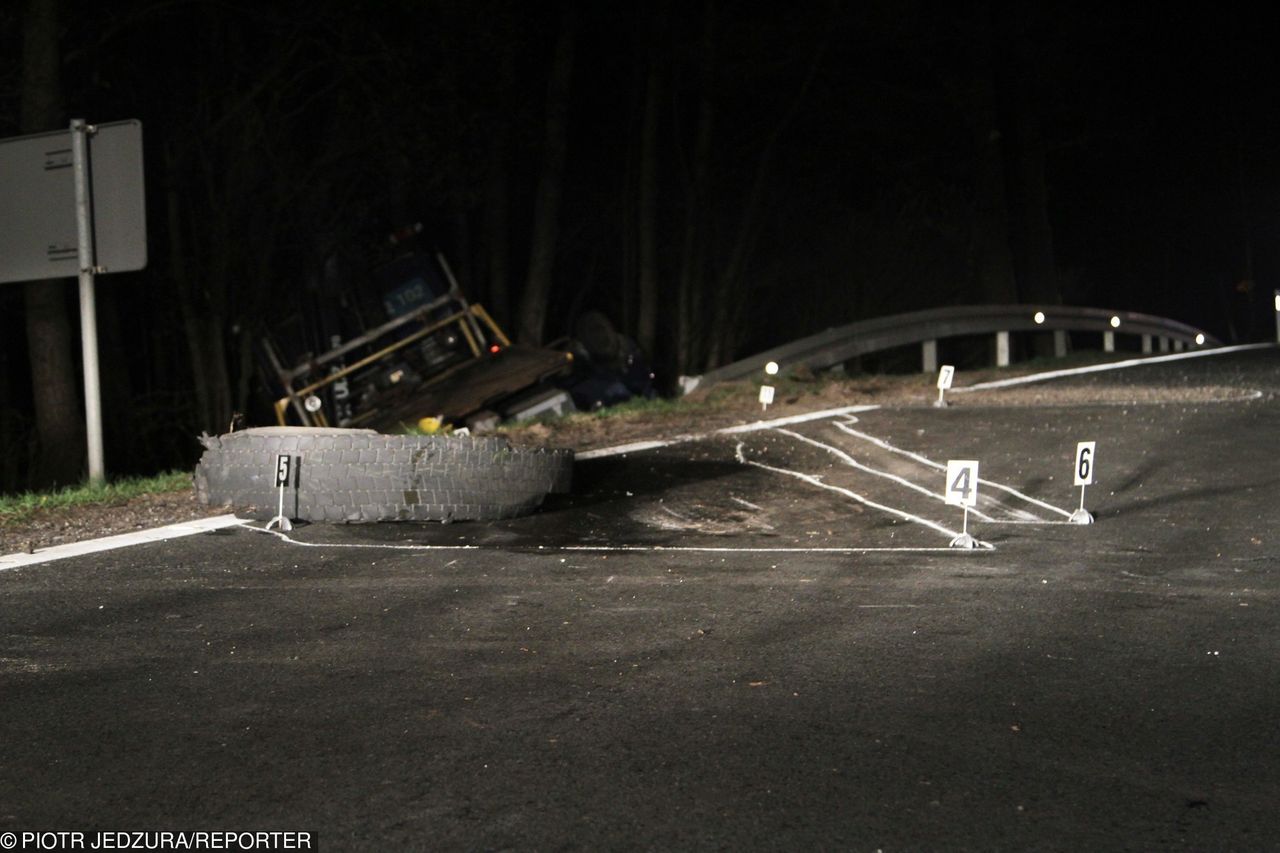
[259, 249, 575, 433]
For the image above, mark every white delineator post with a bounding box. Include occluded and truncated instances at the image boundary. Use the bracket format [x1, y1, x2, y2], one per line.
[1274, 290, 1280, 344]
[935, 364, 954, 408]
[1071, 441, 1095, 525]
[759, 361, 779, 411]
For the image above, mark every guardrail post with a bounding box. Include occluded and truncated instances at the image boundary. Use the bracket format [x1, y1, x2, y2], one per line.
[1141, 334, 1152, 354]
[922, 339, 937, 373]
[996, 331, 1010, 367]
[1054, 329, 1067, 358]
[1103, 331, 1115, 353]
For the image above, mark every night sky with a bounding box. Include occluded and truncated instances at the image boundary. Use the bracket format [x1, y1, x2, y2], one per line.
[1, 1, 1278, 484]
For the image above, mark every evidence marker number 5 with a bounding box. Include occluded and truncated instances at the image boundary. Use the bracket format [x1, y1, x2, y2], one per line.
[275, 453, 292, 488]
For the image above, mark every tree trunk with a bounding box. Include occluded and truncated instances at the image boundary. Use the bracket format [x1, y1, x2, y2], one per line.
[21, 0, 85, 488]
[1012, 101, 1058, 305]
[969, 8, 1018, 304]
[484, 133, 511, 328]
[636, 45, 662, 361]
[702, 6, 827, 371]
[517, 6, 576, 345]
[1003, 32, 1059, 307]
[676, 0, 716, 377]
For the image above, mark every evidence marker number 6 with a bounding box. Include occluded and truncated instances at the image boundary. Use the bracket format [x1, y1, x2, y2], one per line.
[1074, 441, 1095, 486]
[1070, 441, 1096, 525]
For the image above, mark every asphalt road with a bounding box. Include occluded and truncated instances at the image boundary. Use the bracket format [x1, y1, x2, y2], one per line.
[2, 348, 1279, 851]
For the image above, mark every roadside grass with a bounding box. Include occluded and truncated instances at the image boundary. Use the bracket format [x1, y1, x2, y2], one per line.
[0, 470, 192, 526]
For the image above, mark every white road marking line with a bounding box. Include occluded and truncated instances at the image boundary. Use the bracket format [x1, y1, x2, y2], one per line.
[832, 420, 1075, 520]
[0, 514, 244, 570]
[577, 439, 688, 459]
[577, 404, 880, 459]
[773, 427, 1000, 523]
[715, 405, 880, 434]
[731, 496, 764, 511]
[953, 342, 1274, 392]
[734, 442, 994, 549]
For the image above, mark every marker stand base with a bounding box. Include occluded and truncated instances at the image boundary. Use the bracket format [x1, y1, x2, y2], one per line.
[266, 480, 292, 531]
[949, 532, 978, 549]
[933, 398, 948, 409]
[1071, 484, 1093, 524]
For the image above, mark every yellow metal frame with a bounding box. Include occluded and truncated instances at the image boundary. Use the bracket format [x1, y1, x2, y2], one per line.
[272, 303, 514, 426]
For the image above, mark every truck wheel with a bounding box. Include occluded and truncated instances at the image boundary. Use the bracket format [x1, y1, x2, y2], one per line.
[194, 427, 573, 523]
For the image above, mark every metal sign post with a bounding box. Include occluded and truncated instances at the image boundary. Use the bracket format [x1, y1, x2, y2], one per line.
[71, 120, 105, 485]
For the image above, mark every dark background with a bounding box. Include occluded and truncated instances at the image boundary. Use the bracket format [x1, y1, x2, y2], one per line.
[1, 1, 1277, 491]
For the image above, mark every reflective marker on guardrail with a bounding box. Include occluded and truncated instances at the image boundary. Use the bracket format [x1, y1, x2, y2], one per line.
[759, 361, 779, 411]
[935, 364, 955, 408]
[1071, 441, 1096, 525]
[945, 459, 980, 548]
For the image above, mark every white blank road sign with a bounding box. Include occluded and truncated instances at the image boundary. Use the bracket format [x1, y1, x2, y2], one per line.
[1074, 441, 1096, 486]
[945, 459, 979, 507]
[0, 120, 147, 284]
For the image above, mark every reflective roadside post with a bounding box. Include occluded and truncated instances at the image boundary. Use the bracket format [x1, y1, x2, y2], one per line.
[934, 364, 954, 408]
[759, 361, 778, 412]
[1274, 290, 1280, 344]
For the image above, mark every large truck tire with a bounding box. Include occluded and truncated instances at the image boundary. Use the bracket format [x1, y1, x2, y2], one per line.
[193, 427, 573, 523]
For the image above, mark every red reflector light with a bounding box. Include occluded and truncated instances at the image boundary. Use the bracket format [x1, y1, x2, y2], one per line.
[489, 344, 501, 354]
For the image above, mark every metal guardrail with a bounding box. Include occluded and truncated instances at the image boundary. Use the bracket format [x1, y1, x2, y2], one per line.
[679, 304, 1221, 394]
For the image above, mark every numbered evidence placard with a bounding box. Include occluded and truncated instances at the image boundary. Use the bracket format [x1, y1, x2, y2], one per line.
[944, 459, 979, 507]
[937, 365, 955, 390]
[275, 453, 293, 488]
[1073, 441, 1096, 486]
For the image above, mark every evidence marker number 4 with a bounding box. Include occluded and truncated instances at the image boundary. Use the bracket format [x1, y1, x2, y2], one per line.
[945, 459, 981, 549]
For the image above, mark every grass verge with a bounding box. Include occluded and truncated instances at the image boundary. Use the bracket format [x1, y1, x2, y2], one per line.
[0, 471, 192, 526]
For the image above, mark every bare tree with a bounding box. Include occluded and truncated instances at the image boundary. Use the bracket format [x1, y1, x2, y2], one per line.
[635, 26, 663, 361]
[20, 0, 85, 488]
[517, 4, 577, 345]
